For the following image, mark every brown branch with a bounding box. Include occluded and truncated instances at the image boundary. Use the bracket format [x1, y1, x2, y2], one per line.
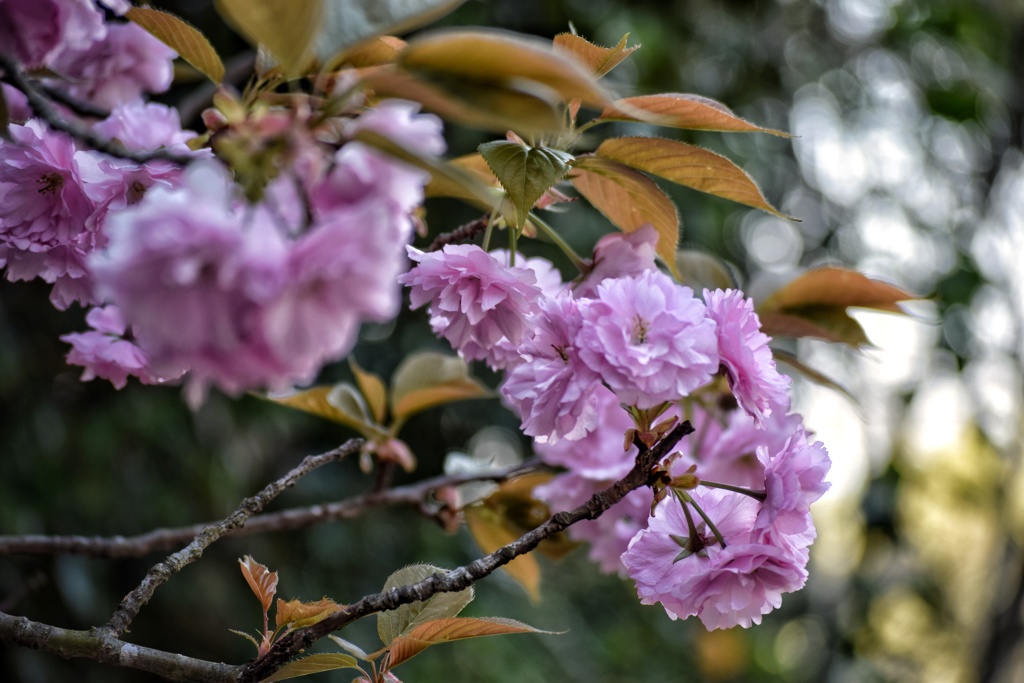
[99, 440, 363, 638]
[0, 458, 540, 558]
[0, 52, 195, 165]
[426, 215, 490, 252]
[0, 611, 238, 683]
[239, 421, 694, 683]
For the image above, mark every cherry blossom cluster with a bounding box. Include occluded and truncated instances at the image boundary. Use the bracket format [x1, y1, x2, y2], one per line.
[1, 0, 444, 403]
[400, 226, 831, 629]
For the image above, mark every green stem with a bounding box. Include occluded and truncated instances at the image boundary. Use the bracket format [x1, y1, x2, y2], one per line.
[481, 208, 498, 252]
[529, 213, 587, 273]
[686, 495, 728, 549]
[699, 480, 767, 502]
[508, 223, 517, 266]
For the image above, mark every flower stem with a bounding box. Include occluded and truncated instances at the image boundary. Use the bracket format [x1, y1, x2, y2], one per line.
[528, 213, 587, 273]
[699, 479, 767, 502]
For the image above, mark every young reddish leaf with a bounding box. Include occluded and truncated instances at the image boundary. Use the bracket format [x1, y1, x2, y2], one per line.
[239, 556, 278, 614]
[315, 0, 465, 60]
[386, 617, 554, 668]
[377, 564, 474, 645]
[595, 136, 791, 218]
[275, 597, 344, 631]
[328, 35, 406, 69]
[772, 348, 859, 406]
[215, 0, 321, 76]
[349, 358, 388, 425]
[361, 66, 564, 135]
[258, 653, 362, 682]
[758, 267, 916, 314]
[597, 94, 790, 137]
[264, 384, 383, 437]
[553, 33, 639, 78]
[389, 352, 491, 424]
[125, 7, 225, 83]
[464, 503, 541, 601]
[675, 248, 738, 292]
[570, 155, 681, 277]
[398, 29, 612, 108]
[478, 141, 573, 229]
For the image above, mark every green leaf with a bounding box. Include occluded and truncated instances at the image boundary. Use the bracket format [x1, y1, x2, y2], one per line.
[569, 155, 680, 277]
[553, 32, 639, 78]
[126, 7, 225, 83]
[595, 136, 791, 218]
[386, 617, 554, 668]
[349, 358, 388, 425]
[258, 653, 361, 682]
[362, 67, 564, 135]
[399, 28, 612, 108]
[389, 352, 491, 423]
[316, 0, 465, 61]
[675, 248, 738, 291]
[215, 0, 322, 76]
[377, 564, 474, 645]
[264, 384, 382, 437]
[597, 94, 790, 136]
[478, 141, 573, 229]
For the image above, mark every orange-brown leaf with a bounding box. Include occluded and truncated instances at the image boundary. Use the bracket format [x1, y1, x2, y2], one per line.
[126, 7, 225, 83]
[598, 94, 790, 136]
[758, 267, 916, 314]
[399, 28, 611, 107]
[215, 0, 321, 76]
[596, 136, 790, 218]
[239, 555, 278, 613]
[328, 36, 407, 69]
[464, 504, 541, 601]
[275, 597, 344, 631]
[387, 617, 551, 668]
[552, 33, 639, 78]
[349, 358, 388, 425]
[570, 155, 680, 277]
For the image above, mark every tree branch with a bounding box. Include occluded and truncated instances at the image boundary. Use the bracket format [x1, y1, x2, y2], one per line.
[0, 611, 238, 683]
[0, 52, 195, 165]
[0, 458, 539, 558]
[426, 215, 490, 252]
[239, 421, 694, 683]
[99, 440, 363, 637]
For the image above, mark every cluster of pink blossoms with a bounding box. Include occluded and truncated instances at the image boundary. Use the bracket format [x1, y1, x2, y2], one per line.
[0, 0, 444, 403]
[401, 225, 830, 629]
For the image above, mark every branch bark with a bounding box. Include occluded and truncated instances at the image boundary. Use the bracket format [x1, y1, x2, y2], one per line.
[0, 459, 539, 558]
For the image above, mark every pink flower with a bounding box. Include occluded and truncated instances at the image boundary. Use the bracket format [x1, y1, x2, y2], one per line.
[753, 429, 830, 549]
[89, 162, 293, 403]
[535, 472, 654, 576]
[400, 244, 542, 364]
[500, 294, 603, 443]
[533, 385, 637, 478]
[622, 488, 808, 629]
[93, 102, 201, 154]
[574, 224, 659, 298]
[577, 271, 719, 409]
[703, 288, 791, 425]
[0, 120, 98, 307]
[61, 305, 180, 389]
[0, 0, 104, 68]
[1, 84, 30, 124]
[50, 22, 176, 109]
[346, 99, 445, 157]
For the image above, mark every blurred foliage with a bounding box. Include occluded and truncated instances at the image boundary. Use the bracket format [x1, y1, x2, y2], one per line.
[3, 0, 1023, 681]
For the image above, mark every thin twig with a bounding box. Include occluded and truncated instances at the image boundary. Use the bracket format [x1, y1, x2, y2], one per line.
[99, 440, 363, 637]
[239, 422, 694, 683]
[0, 459, 540, 558]
[0, 52, 195, 165]
[426, 215, 490, 252]
[34, 81, 110, 119]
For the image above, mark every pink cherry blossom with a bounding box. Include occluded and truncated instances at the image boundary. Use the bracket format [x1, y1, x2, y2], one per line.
[574, 224, 659, 298]
[61, 305, 180, 389]
[50, 22, 176, 109]
[622, 488, 808, 629]
[703, 288, 791, 425]
[500, 294, 603, 443]
[754, 428, 830, 549]
[400, 244, 542, 364]
[576, 270, 719, 409]
[0, 0, 105, 68]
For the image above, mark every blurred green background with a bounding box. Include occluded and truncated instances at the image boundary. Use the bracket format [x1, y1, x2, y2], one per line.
[2, 0, 1023, 681]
